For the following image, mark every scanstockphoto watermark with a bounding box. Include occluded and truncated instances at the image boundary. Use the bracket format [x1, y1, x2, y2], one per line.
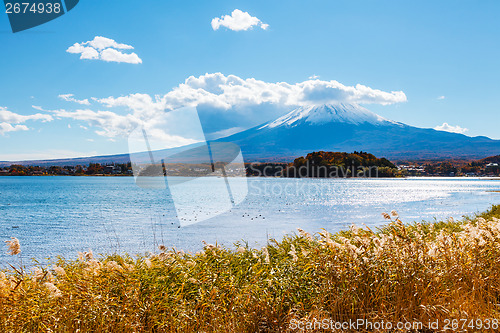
[4, 0, 80, 33]
[249, 179, 346, 198]
[247, 161, 381, 179]
[248, 162, 381, 197]
[289, 318, 500, 332]
[289, 318, 423, 332]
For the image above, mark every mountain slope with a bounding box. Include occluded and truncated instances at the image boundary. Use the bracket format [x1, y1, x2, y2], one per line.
[2, 103, 499, 166]
[218, 103, 500, 160]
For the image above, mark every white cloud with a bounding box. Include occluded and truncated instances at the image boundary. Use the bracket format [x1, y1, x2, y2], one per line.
[0, 106, 53, 135]
[95, 93, 166, 120]
[30, 73, 406, 144]
[166, 73, 406, 107]
[85, 73, 406, 139]
[309, 75, 320, 80]
[434, 122, 468, 134]
[49, 108, 198, 148]
[100, 48, 142, 64]
[0, 123, 29, 135]
[50, 109, 136, 138]
[67, 43, 99, 59]
[437, 96, 445, 100]
[66, 36, 142, 64]
[85, 36, 134, 50]
[297, 79, 407, 106]
[93, 73, 405, 113]
[0, 107, 53, 123]
[211, 9, 268, 31]
[59, 94, 91, 105]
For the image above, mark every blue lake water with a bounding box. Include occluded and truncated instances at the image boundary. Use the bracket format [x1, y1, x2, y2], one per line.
[0, 176, 499, 265]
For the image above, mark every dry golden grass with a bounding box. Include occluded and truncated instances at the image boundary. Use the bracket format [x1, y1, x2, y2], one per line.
[1, 206, 500, 332]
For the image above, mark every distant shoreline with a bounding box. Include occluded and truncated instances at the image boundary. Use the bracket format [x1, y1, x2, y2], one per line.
[0, 174, 133, 177]
[1, 174, 500, 180]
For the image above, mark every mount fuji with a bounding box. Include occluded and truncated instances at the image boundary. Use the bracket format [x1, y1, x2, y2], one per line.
[3, 103, 500, 167]
[218, 103, 500, 161]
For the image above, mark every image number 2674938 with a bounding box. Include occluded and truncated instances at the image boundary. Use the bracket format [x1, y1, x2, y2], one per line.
[3, 0, 79, 33]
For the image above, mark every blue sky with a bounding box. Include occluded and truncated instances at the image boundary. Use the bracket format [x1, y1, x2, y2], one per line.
[1, 0, 500, 161]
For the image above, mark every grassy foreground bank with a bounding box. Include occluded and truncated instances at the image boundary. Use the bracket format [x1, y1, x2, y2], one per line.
[2, 207, 500, 332]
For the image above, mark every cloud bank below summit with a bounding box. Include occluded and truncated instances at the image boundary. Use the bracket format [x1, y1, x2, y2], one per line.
[90, 72, 407, 119]
[4, 74, 407, 146]
[88, 73, 407, 140]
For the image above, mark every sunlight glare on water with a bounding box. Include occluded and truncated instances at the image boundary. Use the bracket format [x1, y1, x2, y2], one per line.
[0, 176, 499, 264]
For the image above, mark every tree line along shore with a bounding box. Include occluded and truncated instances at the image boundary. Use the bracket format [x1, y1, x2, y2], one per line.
[1, 151, 499, 177]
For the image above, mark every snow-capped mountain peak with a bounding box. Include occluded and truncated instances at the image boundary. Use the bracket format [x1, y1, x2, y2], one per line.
[262, 103, 397, 129]
[217, 102, 500, 161]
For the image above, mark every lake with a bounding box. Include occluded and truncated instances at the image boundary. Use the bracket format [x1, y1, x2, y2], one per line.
[0, 176, 499, 265]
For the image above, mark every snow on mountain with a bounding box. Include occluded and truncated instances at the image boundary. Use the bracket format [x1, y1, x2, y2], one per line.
[219, 103, 500, 161]
[261, 103, 400, 129]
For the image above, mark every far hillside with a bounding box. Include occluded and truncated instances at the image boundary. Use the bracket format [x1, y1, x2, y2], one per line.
[398, 154, 500, 177]
[481, 155, 500, 164]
